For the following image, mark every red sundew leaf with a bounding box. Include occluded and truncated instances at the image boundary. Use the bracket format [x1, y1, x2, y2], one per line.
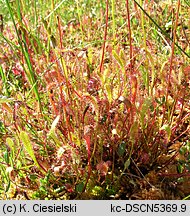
[184, 66, 190, 79]
[87, 77, 100, 94]
[84, 135, 91, 161]
[84, 126, 92, 177]
[12, 62, 24, 75]
[12, 68, 21, 75]
[0, 55, 8, 64]
[65, 184, 74, 193]
[140, 152, 150, 165]
[131, 75, 137, 103]
[96, 161, 110, 176]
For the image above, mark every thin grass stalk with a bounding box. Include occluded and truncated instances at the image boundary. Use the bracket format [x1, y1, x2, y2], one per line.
[33, 0, 38, 30]
[126, 0, 133, 75]
[54, 40, 73, 141]
[0, 65, 6, 84]
[57, 15, 63, 50]
[126, 0, 137, 126]
[140, 0, 147, 54]
[0, 66, 8, 95]
[5, 0, 41, 108]
[52, 48, 73, 141]
[82, 134, 92, 193]
[111, 0, 116, 47]
[139, 0, 150, 95]
[76, 0, 84, 45]
[166, 0, 181, 103]
[57, 16, 72, 128]
[51, 0, 55, 10]
[162, 0, 181, 125]
[51, 0, 58, 28]
[99, 0, 109, 73]
[184, 0, 190, 6]
[15, 0, 22, 23]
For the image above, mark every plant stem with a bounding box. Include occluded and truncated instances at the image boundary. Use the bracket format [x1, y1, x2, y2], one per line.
[111, 0, 116, 47]
[166, 0, 181, 103]
[99, 0, 109, 73]
[162, 0, 181, 125]
[76, 0, 84, 46]
[126, 0, 133, 75]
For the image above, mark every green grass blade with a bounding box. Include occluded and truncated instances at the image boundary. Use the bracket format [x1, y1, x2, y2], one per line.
[5, 0, 41, 107]
[19, 131, 45, 174]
